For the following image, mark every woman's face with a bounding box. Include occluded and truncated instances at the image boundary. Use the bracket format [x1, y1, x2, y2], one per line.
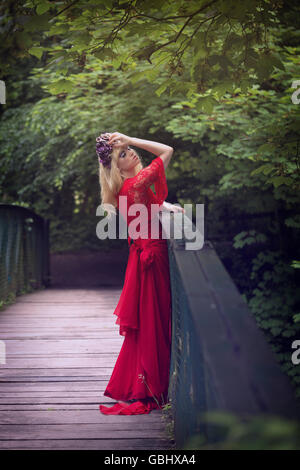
[117, 144, 140, 173]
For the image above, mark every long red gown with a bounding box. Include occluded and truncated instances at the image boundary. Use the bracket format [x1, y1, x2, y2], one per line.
[99, 156, 172, 415]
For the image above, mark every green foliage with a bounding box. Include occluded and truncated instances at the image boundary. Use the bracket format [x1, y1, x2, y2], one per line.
[0, 0, 295, 113]
[237, 248, 300, 395]
[161, 402, 176, 446]
[0, 285, 46, 312]
[233, 230, 268, 248]
[182, 410, 300, 450]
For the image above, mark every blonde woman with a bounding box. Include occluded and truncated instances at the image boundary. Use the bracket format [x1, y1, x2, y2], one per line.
[97, 132, 183, 415]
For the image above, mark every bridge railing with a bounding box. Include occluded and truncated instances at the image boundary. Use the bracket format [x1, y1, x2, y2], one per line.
[0, 204, 50, 304]
[159, 210, 300, 449]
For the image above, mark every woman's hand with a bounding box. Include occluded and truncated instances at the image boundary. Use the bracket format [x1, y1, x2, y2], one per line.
[108, 132, 131, 148]
[161, 201, 185, 213]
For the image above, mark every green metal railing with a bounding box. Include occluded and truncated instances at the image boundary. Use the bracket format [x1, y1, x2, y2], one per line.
[161, 211, 300, 449]
[0, 204, 50, 304]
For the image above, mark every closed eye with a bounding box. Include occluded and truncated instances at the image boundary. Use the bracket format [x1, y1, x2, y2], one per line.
[119, 146, 132, 159]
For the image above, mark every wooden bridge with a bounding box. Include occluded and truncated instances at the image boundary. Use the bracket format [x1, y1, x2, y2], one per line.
[0, 287, 175, 450]
[1, 203, 300, 450]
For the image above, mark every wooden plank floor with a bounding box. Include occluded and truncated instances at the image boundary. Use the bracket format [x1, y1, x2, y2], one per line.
[0, 288, 175, 450]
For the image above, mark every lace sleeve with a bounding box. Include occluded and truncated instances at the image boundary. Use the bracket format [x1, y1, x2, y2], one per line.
[132, 156, 168, 205]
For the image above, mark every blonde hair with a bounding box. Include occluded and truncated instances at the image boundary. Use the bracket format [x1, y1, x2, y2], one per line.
[99, 146, 143, 219]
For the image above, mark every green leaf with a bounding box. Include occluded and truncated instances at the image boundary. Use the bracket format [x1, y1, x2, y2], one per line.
[257, 143, 276, 155]
[212, 80, 234, 98]
[196, 96, 218, 114]
[268, 53, 285, 71]
[48, 24, 69, 35]
[144, 67, 160, 81]
[128, 70, 146, 84]
[24, 13, 52, 32]
[208, 54, 232, 70]
[71, 32, 92, 49]
[250, 164, 274, 176]
[269, 176, 294, 188]
[93, 47, 116, 60]
[47, 79, 74, 95]
[133, 42, 157, 61]
[155, 82, 169, 97]
[254, 52, 285, 81]
[36, 1, 51, 15]
[192, 32, 207, 54]
[28, 46, 44, 59]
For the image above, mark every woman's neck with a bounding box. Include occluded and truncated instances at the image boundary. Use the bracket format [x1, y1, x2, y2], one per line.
[122, 167, 140, 180]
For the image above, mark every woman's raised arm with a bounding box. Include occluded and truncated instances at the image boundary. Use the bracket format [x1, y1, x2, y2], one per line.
[129, 137, 174, 170]
[108, 132, 174, 170]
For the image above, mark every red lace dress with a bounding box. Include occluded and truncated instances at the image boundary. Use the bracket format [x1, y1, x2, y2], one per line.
[99, 156, 172, 415]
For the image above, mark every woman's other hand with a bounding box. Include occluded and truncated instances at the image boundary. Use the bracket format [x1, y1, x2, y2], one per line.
[108, 132, 131, 148]
[161, 201, 185, 213]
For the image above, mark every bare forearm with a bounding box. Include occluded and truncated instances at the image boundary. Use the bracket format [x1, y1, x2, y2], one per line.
[129, 137, 173, 157]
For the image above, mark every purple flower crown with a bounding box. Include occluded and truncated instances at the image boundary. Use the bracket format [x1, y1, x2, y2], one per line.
[96, 133, 113, 168]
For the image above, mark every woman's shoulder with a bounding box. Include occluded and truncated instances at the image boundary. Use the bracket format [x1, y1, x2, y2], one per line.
[117, 157, 164, 195]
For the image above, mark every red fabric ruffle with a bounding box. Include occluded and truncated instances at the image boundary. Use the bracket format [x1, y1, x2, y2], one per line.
[99, 397, 163, 415]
